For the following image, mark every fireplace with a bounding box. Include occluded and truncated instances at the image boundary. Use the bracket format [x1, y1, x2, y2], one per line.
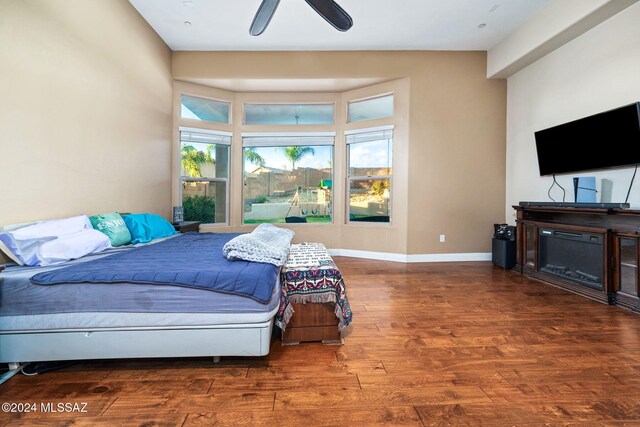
[515, 205, 640, 310]
[538, 229, 603, 290]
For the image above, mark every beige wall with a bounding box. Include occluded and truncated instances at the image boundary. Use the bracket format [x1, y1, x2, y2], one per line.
[506, 2, 640, 224]
[406, 54, 506, 254]
[0, 0, 173, 226]
[173, 51, 506, 255]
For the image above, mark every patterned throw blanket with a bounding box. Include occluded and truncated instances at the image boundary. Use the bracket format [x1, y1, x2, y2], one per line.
[223, 223, 294, 266]
[276, 243, 352, 331]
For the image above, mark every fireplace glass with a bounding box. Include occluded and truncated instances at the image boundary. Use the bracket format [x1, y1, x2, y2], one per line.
[619, 237, 638, 296]
[525, 224, 535, 267]
[538, 229, 603, 290]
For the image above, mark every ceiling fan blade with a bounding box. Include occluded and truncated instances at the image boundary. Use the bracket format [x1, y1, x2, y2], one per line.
[304, 0, 353, 32]
[250, 0, 281, 36]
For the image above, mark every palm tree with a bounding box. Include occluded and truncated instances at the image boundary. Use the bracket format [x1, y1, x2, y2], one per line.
[280, 146, 315, 170]
[244, 147, 266, 167]
[181, 145, 214, 178]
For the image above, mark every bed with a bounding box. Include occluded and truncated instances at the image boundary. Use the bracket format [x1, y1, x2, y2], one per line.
[0, 232, 282, 373]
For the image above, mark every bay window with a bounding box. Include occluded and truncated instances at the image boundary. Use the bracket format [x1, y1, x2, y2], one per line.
[242, 133, 334, 224]
[244, 103, 334, 125]
[346, 126, 393, 223]
[180, 128, 230, 224]
[347, 94, 394, 123]
[181, 95, 230, 124]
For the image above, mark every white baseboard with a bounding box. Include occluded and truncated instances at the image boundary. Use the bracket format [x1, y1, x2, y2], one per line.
[327, 249, 407, 262]
[327, 248, 492, 263]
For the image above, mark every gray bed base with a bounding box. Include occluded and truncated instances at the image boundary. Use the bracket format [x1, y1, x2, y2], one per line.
[0, 319, 274, 367]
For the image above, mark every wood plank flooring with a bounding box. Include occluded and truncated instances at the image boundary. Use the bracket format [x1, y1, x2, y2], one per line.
[2, 258, 640, 426]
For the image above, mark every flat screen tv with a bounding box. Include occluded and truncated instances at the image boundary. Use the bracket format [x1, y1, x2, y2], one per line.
[535, 102, 640, 176]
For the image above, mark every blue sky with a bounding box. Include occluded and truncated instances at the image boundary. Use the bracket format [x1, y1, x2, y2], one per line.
[183, 139, 392, 172]
[245, 146, 332, 171]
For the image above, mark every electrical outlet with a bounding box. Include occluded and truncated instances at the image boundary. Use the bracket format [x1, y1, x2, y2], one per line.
[439, 234, 445, 243]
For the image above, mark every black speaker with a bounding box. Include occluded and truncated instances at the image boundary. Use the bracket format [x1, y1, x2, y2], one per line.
[492, 238, 516, 269]
[493, 224, 516, 241]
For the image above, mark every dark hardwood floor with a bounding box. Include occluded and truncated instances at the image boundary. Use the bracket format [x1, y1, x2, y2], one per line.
[2, 258, 640, 426]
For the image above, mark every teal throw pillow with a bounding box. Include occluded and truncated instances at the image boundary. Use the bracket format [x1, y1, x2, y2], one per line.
[122, 213, 177, 244]
[89, 212, 132, 247]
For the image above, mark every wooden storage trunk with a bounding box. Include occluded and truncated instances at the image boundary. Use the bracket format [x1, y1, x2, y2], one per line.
[281, 302, 341, 344]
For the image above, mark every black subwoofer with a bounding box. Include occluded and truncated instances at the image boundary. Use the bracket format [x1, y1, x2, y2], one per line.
[492, 238, 517, 269]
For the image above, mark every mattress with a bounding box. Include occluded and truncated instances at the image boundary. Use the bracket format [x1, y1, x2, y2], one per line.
[0, 237, 281, 333]
[1, 305, 280, 332]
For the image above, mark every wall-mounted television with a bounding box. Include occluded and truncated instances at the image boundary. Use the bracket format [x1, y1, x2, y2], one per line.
[535, 102, 640, 176]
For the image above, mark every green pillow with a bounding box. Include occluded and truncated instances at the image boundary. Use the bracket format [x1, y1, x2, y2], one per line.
[89, 212, 131, 247]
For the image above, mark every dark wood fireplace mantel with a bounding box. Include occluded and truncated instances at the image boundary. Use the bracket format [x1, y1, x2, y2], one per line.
[514, 205, 640, 312]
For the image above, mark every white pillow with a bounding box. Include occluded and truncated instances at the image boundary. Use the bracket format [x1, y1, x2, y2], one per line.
[0, 220, 41, 265]
[37, 229, 112, 266]
[0, 239, 23, 265]
[0, 215, 106, 266]
[8, 215, 91, 239]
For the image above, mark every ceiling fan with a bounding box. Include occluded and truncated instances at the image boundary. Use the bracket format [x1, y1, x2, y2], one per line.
[250, 0, 353, 36]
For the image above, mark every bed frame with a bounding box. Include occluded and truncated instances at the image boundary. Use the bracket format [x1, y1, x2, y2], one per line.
[1, 318, 274, 362]
[0, 314, 276, 384]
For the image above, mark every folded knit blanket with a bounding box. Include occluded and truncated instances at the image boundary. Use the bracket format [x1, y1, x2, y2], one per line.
[223, 223, 294, 266]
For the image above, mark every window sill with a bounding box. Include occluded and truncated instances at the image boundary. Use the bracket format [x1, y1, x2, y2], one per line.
[345, 221, 392, 228]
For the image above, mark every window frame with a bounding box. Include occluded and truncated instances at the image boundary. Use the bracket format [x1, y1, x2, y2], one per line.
[345, 125, 394, 226]
[241, 132, 336, 225]
[179, 127, 232, 226]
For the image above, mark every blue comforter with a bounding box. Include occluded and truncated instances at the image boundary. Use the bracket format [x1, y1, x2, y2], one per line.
[30, 233, 280, 304]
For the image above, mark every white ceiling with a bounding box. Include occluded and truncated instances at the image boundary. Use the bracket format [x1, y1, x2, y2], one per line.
[129, 0, 549, 51]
